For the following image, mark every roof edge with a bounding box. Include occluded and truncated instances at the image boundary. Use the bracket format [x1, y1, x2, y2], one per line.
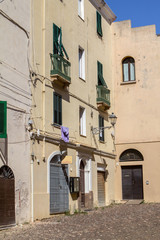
[89, 0, 117, 24]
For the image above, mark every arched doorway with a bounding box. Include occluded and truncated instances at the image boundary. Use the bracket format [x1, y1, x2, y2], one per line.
[80, 160, 85, 208]
[120, 149, 144, 200]
[50, 154, 69, 214]
[0, 165, 15, 227]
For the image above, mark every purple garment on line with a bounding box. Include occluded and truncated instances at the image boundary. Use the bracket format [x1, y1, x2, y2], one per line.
[61, 126, 69, 142]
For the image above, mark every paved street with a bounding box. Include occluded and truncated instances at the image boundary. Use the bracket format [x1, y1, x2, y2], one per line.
[0, 203, 160, 240]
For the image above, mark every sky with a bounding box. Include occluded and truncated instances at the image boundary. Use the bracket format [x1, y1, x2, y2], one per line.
[106, 0, 160, 34]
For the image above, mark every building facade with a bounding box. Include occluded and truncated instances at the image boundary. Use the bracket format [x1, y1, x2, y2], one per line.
[0, 0, 31, 227]
[1, 0, 160, 227]
[112, 20, 160, 202]
[31, 0, 116, 220]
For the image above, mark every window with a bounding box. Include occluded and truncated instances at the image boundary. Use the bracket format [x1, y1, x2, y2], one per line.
[97, 11, 103, 37]
[53, 93, 62, 125]
[120, 149, 144, 162]
[0, 101, 7, 138]
[53, 23, 69, 59]
[97, 61, 107, 87]
[99, 115, 104, 141]
[78, 0, 84, 20]
[79, 107, 86, 136]
[79, 47, 85, 80]
[122, 57, 135, 82]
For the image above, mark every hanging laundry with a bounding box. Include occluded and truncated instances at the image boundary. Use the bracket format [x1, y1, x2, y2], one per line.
[61, 126, 69, 142]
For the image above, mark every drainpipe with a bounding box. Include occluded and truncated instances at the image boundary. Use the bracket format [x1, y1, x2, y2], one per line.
[42, 0, 46, 160]
[31, 157, 34, 222]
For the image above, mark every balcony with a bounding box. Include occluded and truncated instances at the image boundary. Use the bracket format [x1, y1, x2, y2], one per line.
[96, 85, 110, 111]
[50, 54, 71, 87]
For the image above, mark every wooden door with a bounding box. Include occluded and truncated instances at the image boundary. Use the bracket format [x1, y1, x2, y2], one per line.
[80, 161, 85, 207]
[0, 166, 15, 228]
[122, 166, 143, 200]
[97, 171, 105, 206]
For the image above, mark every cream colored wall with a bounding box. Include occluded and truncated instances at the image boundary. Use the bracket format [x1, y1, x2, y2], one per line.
[31, 0, 116, 219]
[112, 20, 160, 202]
[32, 0, 115, 152]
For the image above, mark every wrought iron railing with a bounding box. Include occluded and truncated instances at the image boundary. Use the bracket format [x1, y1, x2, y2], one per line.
[50, 54, 71, 82]
[97, 85, 110, 107]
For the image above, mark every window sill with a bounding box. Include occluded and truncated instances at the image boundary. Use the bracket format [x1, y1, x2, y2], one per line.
[78, 15, 85, 22]
[80, 134, 86, 138]
[120, 81, 136, 85]
[51, 123, 61, 129]
[99, 140, 105, 144]
[79, 77, 86, 82]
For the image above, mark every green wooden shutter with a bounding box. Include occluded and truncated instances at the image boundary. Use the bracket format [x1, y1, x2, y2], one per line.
[53, 23, 69, 60]
[99, 115, 104, 141]
[53, 93, 62, 125]
[97, 11, 103, 37]
[97, 61, 107, 87]
[53, 23, 61, 55]
[53, 92, 57, 124]
[58, 95, 62, 125]
[0, 101, 7, 138]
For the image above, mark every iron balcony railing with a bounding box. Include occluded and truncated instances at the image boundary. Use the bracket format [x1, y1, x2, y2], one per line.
[96, 85, 110, 107]
[50, 54, 71, 82]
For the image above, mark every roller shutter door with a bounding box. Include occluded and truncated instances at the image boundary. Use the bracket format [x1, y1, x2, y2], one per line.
[97, 171, 105, 206]
[50, 164, 69, 214]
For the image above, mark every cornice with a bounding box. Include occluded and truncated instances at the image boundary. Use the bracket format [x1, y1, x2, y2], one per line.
[33, 134, 116, 159]
[89, 0, 116, 24]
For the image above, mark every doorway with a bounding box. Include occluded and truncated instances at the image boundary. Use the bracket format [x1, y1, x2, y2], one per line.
[97, 171, 105, 206]
[80, 161, 85, 208]
[50, 155, 69, 214]
[122, 166, 143, 200]
[0, 165, 15, 228]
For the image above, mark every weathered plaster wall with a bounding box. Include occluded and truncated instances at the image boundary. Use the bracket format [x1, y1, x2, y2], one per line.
[0, 0, 31, 223]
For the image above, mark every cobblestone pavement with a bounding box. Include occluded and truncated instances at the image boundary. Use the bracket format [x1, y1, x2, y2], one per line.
[1, 203, 160, 240]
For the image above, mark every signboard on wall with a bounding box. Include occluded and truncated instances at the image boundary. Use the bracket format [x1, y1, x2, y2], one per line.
[61, 156, 72, 164]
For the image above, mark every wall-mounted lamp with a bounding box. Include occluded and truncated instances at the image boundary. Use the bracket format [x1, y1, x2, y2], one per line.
[109, 112, 117, 127]
[91, 112, 117, 135]
[27, 119, 33, 131]
[31, 152, 34, 160]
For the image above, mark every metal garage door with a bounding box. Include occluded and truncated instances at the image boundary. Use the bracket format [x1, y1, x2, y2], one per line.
[97, 171, 105, 206]
[122, 166, 143, 200]
[50, 163, 69, 214]
[0, 166, 15, 228]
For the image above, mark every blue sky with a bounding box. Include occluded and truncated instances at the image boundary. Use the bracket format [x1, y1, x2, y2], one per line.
[106, 0, 160, 34]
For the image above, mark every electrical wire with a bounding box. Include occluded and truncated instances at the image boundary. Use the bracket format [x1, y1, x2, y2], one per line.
[0, 9, 29, 38]
[7, 103, 30, 114]
[0, 82, 32, 100]
[8, 139, 30, 144]
[0, 60, 30, 81]
[0, 75, 31, 96]
[0, 91, 32, 107]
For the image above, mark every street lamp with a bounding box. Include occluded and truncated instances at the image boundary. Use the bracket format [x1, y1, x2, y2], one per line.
[109, 112, 117, 127]
[91, 112, 117, 135]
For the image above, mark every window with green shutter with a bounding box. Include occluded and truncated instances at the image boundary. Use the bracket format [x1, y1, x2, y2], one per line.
[96, 11, 103, 37]
[97, 61, 107, 87]
[53, 23, 69, 60]
[99, 115, 104, 141]
[0, 101, 7, 138]
[53, 93, 62, 125]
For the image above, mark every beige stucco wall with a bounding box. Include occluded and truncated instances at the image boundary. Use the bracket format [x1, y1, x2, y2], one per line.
[112, 20, 160, 202]
[0, 0, 31, 223]
[31, 0, 116, 220]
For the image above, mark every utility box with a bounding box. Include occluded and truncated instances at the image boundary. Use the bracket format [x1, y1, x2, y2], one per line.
[70, 177, 80, 193]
